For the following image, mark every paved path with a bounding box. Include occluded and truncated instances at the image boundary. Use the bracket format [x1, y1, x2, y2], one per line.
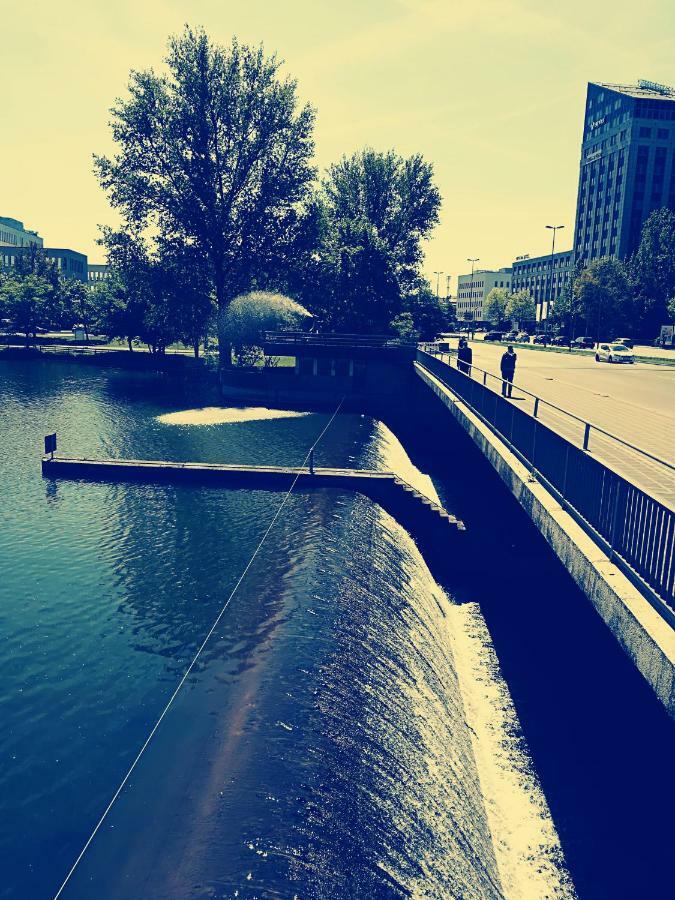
[436, 342, 675, 507]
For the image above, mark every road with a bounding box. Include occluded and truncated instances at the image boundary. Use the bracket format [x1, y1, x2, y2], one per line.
[439, 340, 675, 505]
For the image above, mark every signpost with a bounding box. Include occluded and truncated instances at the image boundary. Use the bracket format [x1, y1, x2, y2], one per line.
[45, 433, 57, 460]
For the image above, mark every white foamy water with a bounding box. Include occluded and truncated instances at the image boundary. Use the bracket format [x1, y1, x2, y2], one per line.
[372, 424, 573, 896]
[443, 598, 575, 899]
[373, 421, 441, 503]
[157, 406, 311, 426]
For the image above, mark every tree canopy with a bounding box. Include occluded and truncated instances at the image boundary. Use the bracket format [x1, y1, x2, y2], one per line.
[629, 208, 675, 336]
[484, 287, 509, 327]
[220, 291, 311, 363]
[573, 257, 631, 339]
[316, 149, 441, 332]
[94, 26, 316, 352]
[505, 289, 535, 326]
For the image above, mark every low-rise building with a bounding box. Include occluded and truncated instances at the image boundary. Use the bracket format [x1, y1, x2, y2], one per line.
[0, 216, 43, 248]
[0, 245, 88, 282]
[510, 250, 575, 322]
[456, 268, 512, 323]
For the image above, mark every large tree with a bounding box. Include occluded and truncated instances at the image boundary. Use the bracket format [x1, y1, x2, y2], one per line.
[574, 257, 631, 340]
[319, 149, 441, 332]
[629, 208, 675, 338]
[94, 26, 316, 358]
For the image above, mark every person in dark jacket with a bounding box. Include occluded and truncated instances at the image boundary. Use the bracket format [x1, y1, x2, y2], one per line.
[457, 338, 473, 375]
[500, 346, 517, 397]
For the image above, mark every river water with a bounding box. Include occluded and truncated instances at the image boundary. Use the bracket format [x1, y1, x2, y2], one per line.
[0, 358, 580, 898]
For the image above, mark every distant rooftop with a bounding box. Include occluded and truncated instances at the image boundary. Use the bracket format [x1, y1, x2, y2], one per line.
[594, 79, 675, 102]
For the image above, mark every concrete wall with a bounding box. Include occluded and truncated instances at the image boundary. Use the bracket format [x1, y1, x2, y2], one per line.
[415, 361, 675, 719]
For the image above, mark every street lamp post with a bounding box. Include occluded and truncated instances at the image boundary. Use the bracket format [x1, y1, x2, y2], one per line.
[545, 225, 564, 331]
[467, 258, 479, 330]
[433, 271, 444, 301]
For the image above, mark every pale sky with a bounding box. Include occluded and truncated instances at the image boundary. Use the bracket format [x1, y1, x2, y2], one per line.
[3, 0, 674, 290]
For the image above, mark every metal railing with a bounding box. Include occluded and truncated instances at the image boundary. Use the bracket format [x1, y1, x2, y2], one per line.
[417, 349, 675, 616]
[263, 331, 417, 349]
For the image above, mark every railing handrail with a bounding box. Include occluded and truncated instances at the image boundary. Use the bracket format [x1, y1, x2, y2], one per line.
[418, 348, 675, 474]
[263, 331, 417, 348]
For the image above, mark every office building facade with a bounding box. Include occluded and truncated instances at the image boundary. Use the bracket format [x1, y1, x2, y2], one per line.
[456, 268, 512, 322]
[510, 250, 575, 321]
[573, 80, 675, 265]
[1, 245, 88, 282]
[0, 217, 43, 249]
[87, 263, 111, 282]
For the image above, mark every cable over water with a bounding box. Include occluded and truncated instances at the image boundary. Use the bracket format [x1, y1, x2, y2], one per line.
[52, 398, 345, 899]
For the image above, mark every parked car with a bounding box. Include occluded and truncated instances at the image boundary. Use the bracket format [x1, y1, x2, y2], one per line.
[503, 331, 518, 342]
[483, 331, 504, 341]
[532, 334, 549, 345]
[571, 336, 595, 349]
[595, 342, 634, 364]
[515, 331, 530, 343]
[551, 335, 571, 346]
[612, 336, 634, 348]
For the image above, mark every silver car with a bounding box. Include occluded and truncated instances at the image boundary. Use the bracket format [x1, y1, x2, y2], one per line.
[595, 342, 634, 364]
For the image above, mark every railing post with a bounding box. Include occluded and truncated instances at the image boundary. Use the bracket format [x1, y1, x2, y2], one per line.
[608, 479, 625, 562]
[583, 422, 591, 451]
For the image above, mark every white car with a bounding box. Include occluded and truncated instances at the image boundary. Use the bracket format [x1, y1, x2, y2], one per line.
[595, 342, 634, 364]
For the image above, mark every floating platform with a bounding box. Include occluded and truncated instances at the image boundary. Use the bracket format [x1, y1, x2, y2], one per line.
[41, 455, 466, 568]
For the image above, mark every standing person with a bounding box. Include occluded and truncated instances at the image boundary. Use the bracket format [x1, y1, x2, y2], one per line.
[500, 345, 517, 397]
[457, 338, 473, 376]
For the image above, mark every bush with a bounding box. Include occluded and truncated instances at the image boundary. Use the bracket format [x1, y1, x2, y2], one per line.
[220, 291, 312, 365]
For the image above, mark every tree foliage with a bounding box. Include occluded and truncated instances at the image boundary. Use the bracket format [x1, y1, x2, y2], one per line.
[628, 208, 675, 337]
[0, 274, 54, 341]
[484, 287, 509, 326]
[94, 26, 316, 353]
[574, 257, 631, 339]
[316, 149, 441, 332]
[505, 289, 535, 326]
[220, 291, 311, 363]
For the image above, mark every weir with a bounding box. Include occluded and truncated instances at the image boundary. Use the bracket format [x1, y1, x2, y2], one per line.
[41, 454, 467, 579]
[219, 333, 675, 718]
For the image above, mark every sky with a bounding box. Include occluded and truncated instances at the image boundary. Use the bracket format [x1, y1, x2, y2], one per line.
[2, 0, 674, 291]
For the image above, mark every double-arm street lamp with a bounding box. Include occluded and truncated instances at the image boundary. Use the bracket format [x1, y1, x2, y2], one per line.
[545, 225, 564, 327]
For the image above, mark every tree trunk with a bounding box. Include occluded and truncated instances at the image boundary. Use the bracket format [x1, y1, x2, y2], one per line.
[214, 272, 232, 367]
[193, 342, 200, 358]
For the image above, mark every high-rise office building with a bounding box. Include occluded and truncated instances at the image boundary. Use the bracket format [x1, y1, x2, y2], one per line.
[573, 80, 675, 266]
